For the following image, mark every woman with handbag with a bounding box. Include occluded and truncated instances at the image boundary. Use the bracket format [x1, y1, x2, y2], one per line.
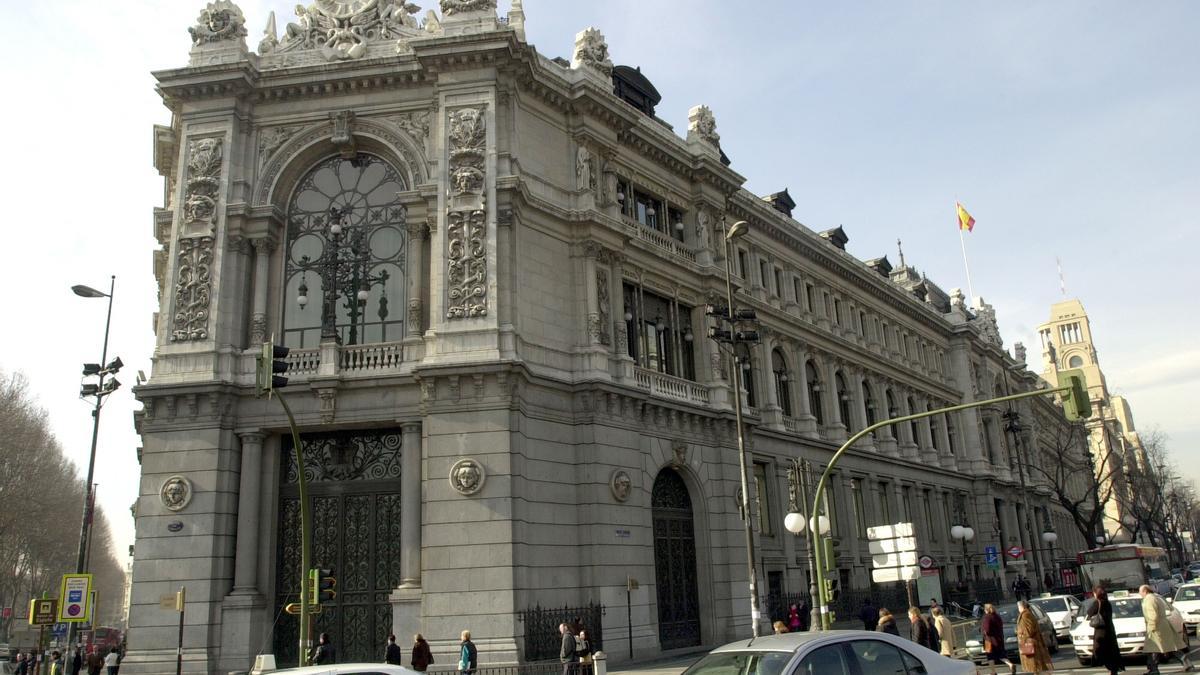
[1087, 587, 1124, 674]
[576, 629, 593, 675]
[1016, 600, 1052, 673]
[980, 604, 1014, 675]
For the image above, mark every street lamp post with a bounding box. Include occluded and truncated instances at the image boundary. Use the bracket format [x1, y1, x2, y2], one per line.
[950, 523, 976, 593]
[67, 277, 121, 651]
[785, 459, 825, 631]
[706, 219, 763, 637]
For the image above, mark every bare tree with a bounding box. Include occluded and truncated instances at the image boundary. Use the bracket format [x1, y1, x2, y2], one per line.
[1025, 419, 1121, 549]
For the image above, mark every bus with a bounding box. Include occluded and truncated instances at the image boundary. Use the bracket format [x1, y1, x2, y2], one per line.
[88, 626, 123, 656]
[1077, 544, 1171, 596]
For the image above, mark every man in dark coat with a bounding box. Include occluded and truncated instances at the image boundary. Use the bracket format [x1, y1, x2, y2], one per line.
[907, 607, 929, 646]
[859, 599, 879, 630]
[385, 634, 403, 666]
[558, 623, 578, 675]
[311, 633, 336, 665]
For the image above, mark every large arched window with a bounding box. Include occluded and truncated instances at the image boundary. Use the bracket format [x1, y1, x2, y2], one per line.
[836, 372, 852, 429]
[907, 396, 920, 444]
[772, 348, 792, 416]
[806, 361, 824, 425]
[283, 154, 408, 347]
[736, 344, 756, 409]
[862, 380, 877, 426]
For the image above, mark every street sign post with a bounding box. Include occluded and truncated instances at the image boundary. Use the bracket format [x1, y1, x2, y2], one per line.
[57, 573, 93, 622]
[29, 599, 57, 626]
[869, 522, 920, 605]
[871, 566, 920, 583]
[985, 546, 1001, 570]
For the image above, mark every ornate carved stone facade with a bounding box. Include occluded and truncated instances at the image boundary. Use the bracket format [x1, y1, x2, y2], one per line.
[445, 106, 488, 319]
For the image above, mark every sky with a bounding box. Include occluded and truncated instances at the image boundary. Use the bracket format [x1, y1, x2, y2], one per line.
[0, 1, 1196, 563]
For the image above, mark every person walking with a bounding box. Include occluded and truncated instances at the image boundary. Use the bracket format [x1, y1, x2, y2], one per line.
[1086, 586, 1123, 674]
[86, 649, 103, 675]
[459, 630, 477, 675]
[103, 648, 120, 675]
[48, 651, 63, 675]
[908, 607, 929, 646]
[860, 599, 879, 631]
[981, 603, 1015, 675]
[932, 607, 955, 657]
[558, 623, 578, 675]
[14, 653, 28, 675]
[1140, 584, 1194, 673]
[1016, 600, 1052, 674]
[876, 607, 900, 635]
[311, 633, 336, 665]
[410, 634, 433, 672]
[385, 634, 403, 666]
[924, 610, 940, 651]
[70, 647, 82, 675]
[576, 629, 593, 675]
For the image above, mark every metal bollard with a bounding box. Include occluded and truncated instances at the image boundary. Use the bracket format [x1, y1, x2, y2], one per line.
[593, 651, 606, 675]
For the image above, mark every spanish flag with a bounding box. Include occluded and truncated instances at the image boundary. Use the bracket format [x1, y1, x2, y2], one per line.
[956, 201, 975, 232]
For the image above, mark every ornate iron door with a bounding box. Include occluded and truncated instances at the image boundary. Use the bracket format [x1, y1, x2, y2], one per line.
[652, 469, 701, 650]
[274, 429, 405, 665]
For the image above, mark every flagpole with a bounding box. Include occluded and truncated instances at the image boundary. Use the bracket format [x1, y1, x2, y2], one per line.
[958, 221, 976, 304]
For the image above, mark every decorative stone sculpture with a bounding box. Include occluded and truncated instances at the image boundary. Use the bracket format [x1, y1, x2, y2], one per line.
[1013, 342, 1027, 364]
[572, 27, 613, 76]
[575, 145, 593, 193]
[449, 458, 485, 495]
[263, 0, 430, 63]
[610, 470, 632, 502]
[670, 440, 687, 468]
[189, 0, 248, 45]
[440, 0, 496, 15]
[445, 106, 489, 320]
[330, 110, 357, 157]
[974, 298, 1003, 347]
[596, 269, 610, 345]
[687, 105, 720, 147]
[183, 138, 223, 229]
[160, 476, 194, 511]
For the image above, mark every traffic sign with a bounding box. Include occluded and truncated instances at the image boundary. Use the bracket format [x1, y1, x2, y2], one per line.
[868, 522, 914, 540]
[985, 545, 1000, 570]
[868, 537, 918, 555]
[872, 552, 918, 568]
[51, 622, 68, 639]
[918, 555, 935, 569]
[1006, 545, 1025, 560]
[57, 574, 93, 622]
[872, 566, 920, 583]
[29, 599, 57, 626]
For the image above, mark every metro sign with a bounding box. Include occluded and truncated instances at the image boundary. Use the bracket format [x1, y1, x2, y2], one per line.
[1006, 545, 1025, 560]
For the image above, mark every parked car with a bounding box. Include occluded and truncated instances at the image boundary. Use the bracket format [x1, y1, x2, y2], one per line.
[1070, 592, 1190, 667]
[1031, 594, 1084, 639]
[681, 631, 974, 675]
[964, 602, 1058, 664]
[1174, 583, 1200, 635]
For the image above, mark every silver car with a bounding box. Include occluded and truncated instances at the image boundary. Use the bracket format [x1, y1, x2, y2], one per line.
[682, 630, 974, 675]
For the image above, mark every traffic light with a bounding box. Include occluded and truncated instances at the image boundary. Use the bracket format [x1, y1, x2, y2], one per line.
[256, 340, 290, 397]
[308, 567, 336, 605]
[823, 537, 836, 572]
[1056, 369, 1092, 421]
[823, 578, 841, 602]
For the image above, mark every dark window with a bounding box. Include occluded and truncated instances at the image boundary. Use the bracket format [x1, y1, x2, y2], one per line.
[667, 205, 685, 242]
[796, 644, 852, 675]
[738, 249, 750, 279]
[759, 260, 770, 290]
[772, 349, 792, 416]
[806, 361, 824, 425]
[622, 283, 695, 380]
[836, 372, 852, 429]
[635, 190, 660, 230]
[907, 397, 919, 442]
[737, 344, 756, 408]
[863, 381, 876, 426]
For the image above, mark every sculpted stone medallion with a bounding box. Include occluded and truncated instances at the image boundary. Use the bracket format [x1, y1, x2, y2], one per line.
[449, 458, 485, 495]
[160, 476, 193, 512]
[610, 470, 632, 502]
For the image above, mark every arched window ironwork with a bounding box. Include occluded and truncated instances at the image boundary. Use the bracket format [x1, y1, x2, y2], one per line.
[282, 154, 408, 347]
[806, 361, 823, 426]
[772, 348, 792, 416]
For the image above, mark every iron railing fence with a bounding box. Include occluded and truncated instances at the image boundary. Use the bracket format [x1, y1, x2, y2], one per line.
[517, 602, 605, 663]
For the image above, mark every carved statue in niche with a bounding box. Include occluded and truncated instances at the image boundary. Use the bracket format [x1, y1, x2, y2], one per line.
[189, 0, 248, 45]
[596, 269, 611, 345]
[576, 145, 593, 194]
[696, 205, 713, 251]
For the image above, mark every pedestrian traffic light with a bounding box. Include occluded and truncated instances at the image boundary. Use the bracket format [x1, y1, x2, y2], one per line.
[256, 340, 290, 397]
[823, 537, 836, 572]
[824, 578, 840, 602]
[1056, 369, 1092, 421]
[308, 568, 336, 605]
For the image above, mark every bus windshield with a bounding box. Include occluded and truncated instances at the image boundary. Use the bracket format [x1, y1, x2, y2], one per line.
[1081, 558, 1145, 592]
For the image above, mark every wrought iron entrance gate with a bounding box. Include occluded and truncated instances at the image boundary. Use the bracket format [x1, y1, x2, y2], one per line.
[274, 429, 405, 665]
[651, 469, 701, 650]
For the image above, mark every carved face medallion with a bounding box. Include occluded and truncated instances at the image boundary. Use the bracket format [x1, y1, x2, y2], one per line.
[449, 458, 485, 495]
[610, 470, 632, 502]
[315, 0, 378, 19]
[160, 476, 193, 512]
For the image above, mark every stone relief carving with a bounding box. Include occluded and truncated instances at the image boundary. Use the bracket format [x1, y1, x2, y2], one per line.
[391, 110, 432, 144]
[449, 457, 485, 495]
[257, 125, 299, 171]
[189, 1, 248, 45]
[610, 470, 632, 502]
[614, 319, 628, 354]
[974, 298, 1003, 347]
[688, 105, 720, 146]
[445, 209, 487, 319]
[1013, 342, 1027, 364]
[670, 440, 688, 468]
[572, 27, 613, 76]
[696, 205, 713, 252]
[440, 0, 496, 15]
[445, 106, 488, 320]
[330, 110, 357, 157]
[407, 298, 422, 335]
[160, 476, 194, 512]
[183, 138, 223, 229]
[260, 0, 427, 62]
[171, 236, 214, 341]
[596, 269, 611, 346]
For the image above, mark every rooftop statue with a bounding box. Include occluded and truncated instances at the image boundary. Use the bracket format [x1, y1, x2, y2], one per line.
[259, 0, 429, 62]
[189, 0, 247, 46]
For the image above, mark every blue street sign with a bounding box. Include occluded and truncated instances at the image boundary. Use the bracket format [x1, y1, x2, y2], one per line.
[51, 622, 68, 638]
[985, 545, 1000, 570]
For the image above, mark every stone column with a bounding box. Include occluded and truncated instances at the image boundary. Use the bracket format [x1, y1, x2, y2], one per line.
[406, 219, 427, 340]
[874, 380, 899, 457]
[249, 238, 275, 345]
[392, 422, 423, 644]
[232, 432, 265, 593]
[794, 347, 819, 438]
[759, 333, 783, 429]
[935, 410, 956, 470]
[948, 340, 987, 472]
[824, 359, 847, 442]
[897, 389, 920, 460]
[851, 369, 875, 452]
[916, 396, 938, 464]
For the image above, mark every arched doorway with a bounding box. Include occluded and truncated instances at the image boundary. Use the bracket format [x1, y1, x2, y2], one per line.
[652, 469, 701, 649]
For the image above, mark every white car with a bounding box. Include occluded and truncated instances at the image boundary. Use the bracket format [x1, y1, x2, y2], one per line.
[1174, 583, 1200, 634]
[1031, 594, 1084, 639]
[1070, 594, 1190, 667]
[269, 665, 417, 675]
[682, 630, 974, 675]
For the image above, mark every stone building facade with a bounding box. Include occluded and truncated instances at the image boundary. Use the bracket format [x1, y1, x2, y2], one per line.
[130, 2, 1087, 673]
